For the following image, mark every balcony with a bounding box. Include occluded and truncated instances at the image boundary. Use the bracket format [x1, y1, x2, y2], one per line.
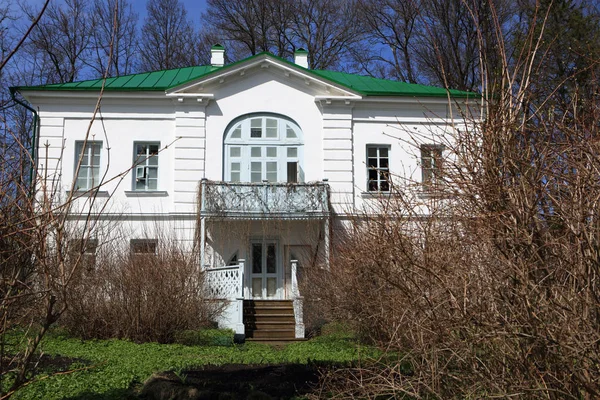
[199, 179, 330, 219]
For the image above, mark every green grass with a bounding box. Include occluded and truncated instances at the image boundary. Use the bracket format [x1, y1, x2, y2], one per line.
[9, 328, 379, 400]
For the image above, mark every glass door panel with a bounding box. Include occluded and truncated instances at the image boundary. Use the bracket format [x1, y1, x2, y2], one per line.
[250, 241, 280, 299]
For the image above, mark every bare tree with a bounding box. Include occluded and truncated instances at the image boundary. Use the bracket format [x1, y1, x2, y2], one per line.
[89, 0, 138, 77]
[288, 0, 363, 70]
[139, 0, 199, 71]
[25, 0, 94, 83]
[203, 0, 295, 60]
[352, 0, 421, 81]
[203, 0, 363, 69]
[308, 0, 600, 398]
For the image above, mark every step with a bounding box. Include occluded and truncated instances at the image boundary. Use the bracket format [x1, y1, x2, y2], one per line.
[245, 321, 295, 330]
[244, 300, 292, 307]
[244, 315, 295, 323]
[244, 307, 294, 316]
[250, 329, 295, 339]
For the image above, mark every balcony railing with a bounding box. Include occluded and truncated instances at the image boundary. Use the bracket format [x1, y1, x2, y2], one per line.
[200, 179, 330, 219]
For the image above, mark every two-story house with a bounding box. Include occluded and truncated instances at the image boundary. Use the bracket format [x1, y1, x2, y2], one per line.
[14, 46, 473, 341]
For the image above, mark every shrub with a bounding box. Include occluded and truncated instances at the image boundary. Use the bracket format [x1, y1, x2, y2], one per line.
[61, 241, 222, 343]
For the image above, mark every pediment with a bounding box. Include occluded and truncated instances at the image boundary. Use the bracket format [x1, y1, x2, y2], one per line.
[166, 53, 362, 101]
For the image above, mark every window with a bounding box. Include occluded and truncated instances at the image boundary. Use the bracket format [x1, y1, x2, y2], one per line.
[420, 144, 444, 191]
[224, 114, 303, 183]
[130, 239, 158, 255]
[367, 145, 390, 192]
[68, 239, 98, 272]
[133, 143, 159, 190]
[75, 141, 102, 191]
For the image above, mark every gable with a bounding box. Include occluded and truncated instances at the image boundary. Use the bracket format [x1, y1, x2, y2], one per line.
[166, 53, 362, 101]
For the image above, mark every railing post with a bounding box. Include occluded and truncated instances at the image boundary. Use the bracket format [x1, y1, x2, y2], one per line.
[200, 178, 207, 269]
[291, 259, 305, 339]
[235, 259, 245, 338]
[291, 259, 299, 298]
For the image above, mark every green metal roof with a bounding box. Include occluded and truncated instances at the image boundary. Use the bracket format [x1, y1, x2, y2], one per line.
[13, 52, 474, 98]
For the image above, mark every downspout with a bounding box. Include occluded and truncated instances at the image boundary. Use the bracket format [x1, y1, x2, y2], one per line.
[10, 87, 39, 197]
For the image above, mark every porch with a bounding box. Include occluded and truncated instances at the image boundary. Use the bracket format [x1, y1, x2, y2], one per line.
[205, 259, 304, 340]
[198, 180, 330, 339]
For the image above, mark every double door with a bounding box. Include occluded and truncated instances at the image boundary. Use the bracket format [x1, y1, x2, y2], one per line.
[250, 240, 280, 299]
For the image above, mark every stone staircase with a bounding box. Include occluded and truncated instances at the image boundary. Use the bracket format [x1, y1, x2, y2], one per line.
[243, 300, 297, 341]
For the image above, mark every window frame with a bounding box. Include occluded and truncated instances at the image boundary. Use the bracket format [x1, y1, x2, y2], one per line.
[130, 239, 158, 255]
[133, 142, 160, 191]
[366, 144, 391, 192]
[74, 141, 102, 191]
[420, 144, 445, 192]
[224, 115, 304, 183]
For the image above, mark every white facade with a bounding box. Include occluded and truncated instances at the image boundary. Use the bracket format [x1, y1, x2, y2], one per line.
[19, 53, 471, 338]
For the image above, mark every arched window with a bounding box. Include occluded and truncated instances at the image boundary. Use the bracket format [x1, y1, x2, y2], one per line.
[224, 114, 304, 183]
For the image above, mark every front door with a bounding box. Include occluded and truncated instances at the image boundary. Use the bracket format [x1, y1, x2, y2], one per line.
[250, 240, 280, 299]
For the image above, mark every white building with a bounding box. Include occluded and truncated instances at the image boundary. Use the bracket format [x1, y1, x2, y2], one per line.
[15, 47, 473, 341]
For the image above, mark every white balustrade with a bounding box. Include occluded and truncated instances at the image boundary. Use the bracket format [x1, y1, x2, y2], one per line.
[205, 263, 244, 300]
[200, 181, 330, 218]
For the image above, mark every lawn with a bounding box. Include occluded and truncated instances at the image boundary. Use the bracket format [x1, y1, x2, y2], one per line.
[8, 328, 378, 399]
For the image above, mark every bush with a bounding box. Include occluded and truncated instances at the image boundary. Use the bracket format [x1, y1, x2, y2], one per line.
[173, 328, 235, 346]
[61, 241, 222, 343]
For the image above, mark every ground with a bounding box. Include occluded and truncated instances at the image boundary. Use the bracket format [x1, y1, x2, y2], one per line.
[139, 363, 323, 400]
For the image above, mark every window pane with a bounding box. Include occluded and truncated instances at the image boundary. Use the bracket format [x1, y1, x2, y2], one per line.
[147, 167, 157, 179]
[231, 126, 241, 139]
[380, 147, 388, 157]
[286, 126, 297, 138]
[81, 151, 89, 166]
[266, 244, 276, 273]
[250, 119, 262, 138]
[148, 155, 158, 166]
[251, 162, 262, 182]
[148, 179, 158, 190]
[368, 147, 377, 157]
[380, 158, 389, 168]
[267, 278, 276, 297]
[252, 244, 262, 273]
[231, 162, 240, 171]
[230, 147, 241, 157]
[266, 118, 277, 138]
[287, 147, 297, 158]
[251, 147, 261, 157]
[266, 162, 277, 182]
[231, 172, 240, 182]
[267, 147, 277, 157]
[252, 278, 262, 297]
[251, 162, 261, 172]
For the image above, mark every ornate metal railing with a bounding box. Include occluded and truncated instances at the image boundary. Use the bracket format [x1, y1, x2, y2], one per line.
[205, 263, 244, 299]
[200, 180, 330, 219]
